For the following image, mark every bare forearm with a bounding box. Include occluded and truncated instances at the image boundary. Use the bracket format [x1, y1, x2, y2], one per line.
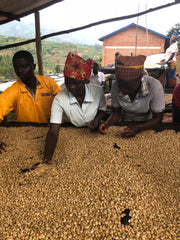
[120, 112, 164, 138]
[94, 110, 106, 122]
[167, 53, 175, 63]
[44, 130, 59, 162]
[137, 113, 164, 132]
[105, 110, 121, 127]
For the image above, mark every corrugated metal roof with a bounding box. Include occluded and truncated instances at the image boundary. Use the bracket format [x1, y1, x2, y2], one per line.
[99, 23, 169, 41]
[0, 0, 64, 25]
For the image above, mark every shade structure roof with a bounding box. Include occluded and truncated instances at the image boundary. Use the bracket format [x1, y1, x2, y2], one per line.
[0, 0, 64, 25]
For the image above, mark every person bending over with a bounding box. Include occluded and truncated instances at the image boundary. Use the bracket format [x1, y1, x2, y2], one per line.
[99, 55, 165, 137]
[44, 52, 107, 164]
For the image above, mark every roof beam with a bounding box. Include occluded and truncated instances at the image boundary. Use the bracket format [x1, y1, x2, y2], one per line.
[0, 0, 64, 25]
[0, 11, 20, 21]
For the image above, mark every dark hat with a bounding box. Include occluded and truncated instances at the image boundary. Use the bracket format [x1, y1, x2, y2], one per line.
[115, 55, 146, 80]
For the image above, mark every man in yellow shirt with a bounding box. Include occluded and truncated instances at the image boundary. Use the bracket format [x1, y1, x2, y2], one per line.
[0, 50, 61, 123]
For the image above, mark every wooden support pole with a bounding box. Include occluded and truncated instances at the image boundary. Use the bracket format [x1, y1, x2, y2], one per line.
[35, 11, 44, 75]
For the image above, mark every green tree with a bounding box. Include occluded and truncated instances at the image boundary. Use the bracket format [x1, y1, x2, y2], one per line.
[0, 35, 103, 79]
[55, 64, 61, 73]
[167, 23, 180, 41]
[0, 54, 15, 80]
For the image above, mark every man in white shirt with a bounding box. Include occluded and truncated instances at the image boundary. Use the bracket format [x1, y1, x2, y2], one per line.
[89, 62, 105, 87]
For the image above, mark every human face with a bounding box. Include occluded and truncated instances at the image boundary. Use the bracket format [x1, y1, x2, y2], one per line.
[65, 77, 86, 97]
[13, 58, 36, 85]
[116, 78, 140, 95]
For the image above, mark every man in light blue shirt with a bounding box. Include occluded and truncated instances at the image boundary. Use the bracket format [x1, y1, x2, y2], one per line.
[44, 52, 107, 164]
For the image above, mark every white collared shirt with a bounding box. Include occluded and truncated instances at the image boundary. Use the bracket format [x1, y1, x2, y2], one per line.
[89, 70, 105, 87]
[50, 83, 106, 127]
[165, 41, 178, 62]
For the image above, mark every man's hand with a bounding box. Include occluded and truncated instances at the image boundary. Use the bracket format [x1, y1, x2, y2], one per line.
[120, 125, 139, 138]
[99, 122, 109, 134]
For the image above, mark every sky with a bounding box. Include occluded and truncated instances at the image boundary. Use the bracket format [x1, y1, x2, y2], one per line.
[21, 0, 180, 44]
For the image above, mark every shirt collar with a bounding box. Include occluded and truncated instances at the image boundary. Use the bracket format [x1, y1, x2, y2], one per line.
[118, 76, 149, 100]
[23, 76, 40, 89]
[18, 76, 40, 92]
[138, 76, 149, 96]
[91, 69, 99, 77]
[69, 84, 94, 105]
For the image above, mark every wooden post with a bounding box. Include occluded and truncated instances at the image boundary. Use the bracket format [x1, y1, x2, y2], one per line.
[135, 4, 140, 56]
[145, 4, 149, 56]
[35, 11, 44, 75]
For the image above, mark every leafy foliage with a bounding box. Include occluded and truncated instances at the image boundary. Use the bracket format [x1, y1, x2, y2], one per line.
[167, 23, 180, 42]
[0, 35, 102, 80]
[0, 54, 15, 80]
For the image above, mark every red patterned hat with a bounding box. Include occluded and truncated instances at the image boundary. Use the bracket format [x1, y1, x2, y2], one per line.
[63, 52, 94, 80]
[115, 55, 146, 80]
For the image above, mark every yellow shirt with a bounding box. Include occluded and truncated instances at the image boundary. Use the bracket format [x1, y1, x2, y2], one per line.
[0, 75, 61, 123]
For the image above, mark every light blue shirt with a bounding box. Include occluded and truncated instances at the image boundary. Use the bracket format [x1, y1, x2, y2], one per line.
[50, 83, 106, 127]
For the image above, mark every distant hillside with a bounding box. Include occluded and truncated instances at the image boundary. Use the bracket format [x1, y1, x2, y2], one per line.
[0, 35, 102, 80]
[0, 21, 100, 45]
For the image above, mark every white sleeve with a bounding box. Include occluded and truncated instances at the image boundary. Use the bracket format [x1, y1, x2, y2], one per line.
[170, 43, 178, 53]
[101, 72, 105, 82]
[50, 95, 63, 124]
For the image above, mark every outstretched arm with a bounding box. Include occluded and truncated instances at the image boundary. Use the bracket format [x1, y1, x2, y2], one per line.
[120, 112, 164, 137]
[166, 52, 175, 63]
[44, 123, 60, 164]
[160, 53, 175, 63]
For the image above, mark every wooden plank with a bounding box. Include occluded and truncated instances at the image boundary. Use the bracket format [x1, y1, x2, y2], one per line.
[35, 11, 44, 76]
